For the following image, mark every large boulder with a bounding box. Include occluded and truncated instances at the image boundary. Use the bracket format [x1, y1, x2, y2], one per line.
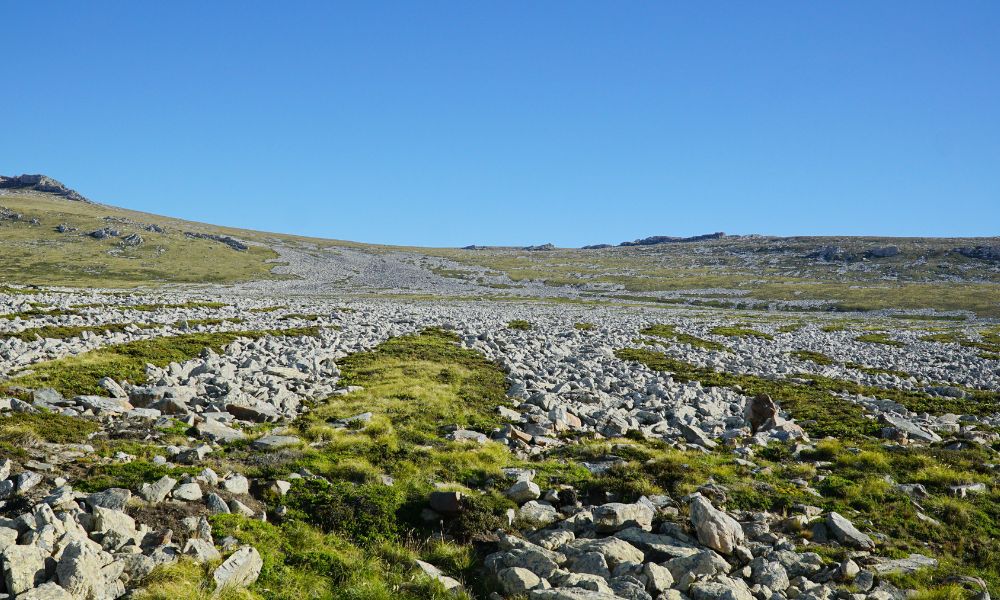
[56, 540, 113, 599]
[689, 495, 744, 555]
[744, 394, 778, 433]
[826, 512, 875, 550]
[497, 566, 544, 594]
[213, 546, 263, 590]
[2, 545, 50, 595]
[593, 502, 654, 533]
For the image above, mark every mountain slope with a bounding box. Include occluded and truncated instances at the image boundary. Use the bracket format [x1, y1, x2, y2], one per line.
[2, 175, 999, 318]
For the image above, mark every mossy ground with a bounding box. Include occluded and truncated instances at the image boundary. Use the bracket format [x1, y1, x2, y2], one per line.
[856, 332, 906, 347]
[1, 328, 320, 397]
[12, 320, 992, 598]
[617, 348, 1000, 427]
[0, 323, 135, 342]
[614, 347, 1000, 594]
[0, 193, 282, 287]
[640, 324, 728, 351]
[710, 325, 775, 340]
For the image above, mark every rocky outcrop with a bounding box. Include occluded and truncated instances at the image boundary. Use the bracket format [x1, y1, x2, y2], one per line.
[620, 233, 726, 246]
[955, 246, 1000, 262]
[184, 232, 249, 251]
[0, 174, 91, 202]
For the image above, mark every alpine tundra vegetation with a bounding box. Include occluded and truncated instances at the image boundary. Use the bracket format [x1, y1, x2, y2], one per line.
[0, 180, 998, 600]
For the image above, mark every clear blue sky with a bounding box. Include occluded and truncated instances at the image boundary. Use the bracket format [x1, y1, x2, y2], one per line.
[2, 2, 998, 246]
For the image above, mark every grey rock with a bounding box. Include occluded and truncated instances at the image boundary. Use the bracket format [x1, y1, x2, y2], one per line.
[826, 512, 875, 550]
[184, 538, 223, 562]
[86, 488, 132, 511]
[173, 482, 203, 501]
[872, 554, 937, 575]
[196, 419, 246, 444]
[140, 475, 177, 503]
[689, 494, 745, 555]
[414, 559, 463, 593]
[429, 491, 463, 514]
[251, 435, 301, 450]
[21, 582, 76, 599]
[2, 544, 49, 595]
[519, 501, 559, 527]
[213, 546, 263, 590]
[506, 480, 542, 504]
[497, 566, 544, 594]
[593, 502, 654, 533]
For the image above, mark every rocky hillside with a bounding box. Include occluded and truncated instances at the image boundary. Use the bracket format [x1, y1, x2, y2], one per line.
[0, 287, 998, 599]
[0, 175, 91, 203]
[1, 175, 999, 319]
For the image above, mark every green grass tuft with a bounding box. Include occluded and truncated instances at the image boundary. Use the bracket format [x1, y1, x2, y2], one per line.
[641, 324, 728, 351]
[710, 325, 774, 340]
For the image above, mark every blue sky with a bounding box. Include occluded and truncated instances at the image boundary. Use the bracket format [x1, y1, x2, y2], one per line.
[2, 2, 998, 246]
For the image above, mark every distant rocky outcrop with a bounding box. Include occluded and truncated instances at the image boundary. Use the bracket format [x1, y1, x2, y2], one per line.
[0, 174, 91, 202]
[807, 245, 850, 262]
[582, 244, 613, 250]
[184, 231, 249, 251]
[523, 243, 555, 251]
[866, 245, 900, 259]
[954, 245, 1000, 262]
[619, 232, 726, 247]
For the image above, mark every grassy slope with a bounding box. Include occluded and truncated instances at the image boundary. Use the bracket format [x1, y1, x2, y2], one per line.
[3, 188, 1000, 317]
[614, 347, 1000, 594]
[416, 240, 1000, 318]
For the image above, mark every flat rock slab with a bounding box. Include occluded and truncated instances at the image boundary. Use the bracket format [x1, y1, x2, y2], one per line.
[251, 435, 301, 450]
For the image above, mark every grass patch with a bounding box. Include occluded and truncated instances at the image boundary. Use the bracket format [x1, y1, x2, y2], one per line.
[0, 412, 99, 448]
[280, 313, 321, 322]
[127, 302, 227, 311]
[617, 346, 1000, 427]
[574, 322, 595, 331]
[791, 349, 836, 366]
[0, 307, 81, 320]
[856, 333, 906, 347]
[1, 328, 319, 397]
[0, 323, 134, 341]
[175, 318, 245, 328]
[641, 324, 728, 351]
[710, 325, 774, 340]
[248, 306, 287, 313]
[507, 319, 532, 331]
[617, 347, 878, 439]
[77, 460, 200, 493]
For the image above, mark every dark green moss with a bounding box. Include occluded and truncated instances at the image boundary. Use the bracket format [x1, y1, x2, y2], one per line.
[77, 460, 199, 492]
[641, 324, 728, 351]
[710, 325, 774, 340]
[2, 328, 320, 397]
[856, 332, 906, 347]
[0, 412, 100, 444]
[0, 323, 137, 342]
[791, 349, 836, 365]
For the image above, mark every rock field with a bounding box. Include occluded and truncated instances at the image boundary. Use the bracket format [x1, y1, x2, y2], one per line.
[0, 281, 998, 600]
